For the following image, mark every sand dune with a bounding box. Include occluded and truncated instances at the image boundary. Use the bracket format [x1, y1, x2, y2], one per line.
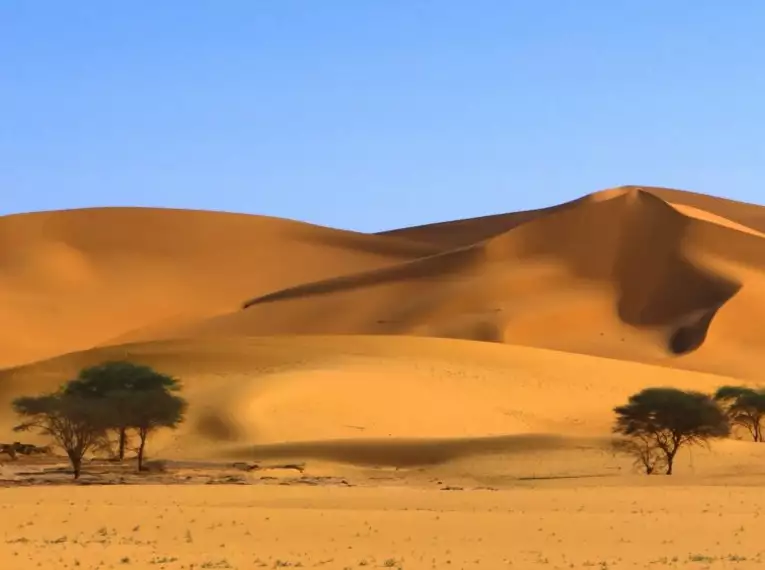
[380, 184, 765, 246]
[2, 185, 765, 465]
[649, 185, 765, 234]
[0, 207, 438, 367]
[127, 188, 765, 379]
[0, 335, 749, 465]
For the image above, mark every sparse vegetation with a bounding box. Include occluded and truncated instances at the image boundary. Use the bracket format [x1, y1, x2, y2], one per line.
[125, 387, 186, 471]
[613, 387, 729, 475]
[713, 385, 765, 442]
[64, 361, 186, 468]
[12, 390, 112, 479]
[611, 433, 664, 475]
[10, 360, 187, 478]
[5, 356, 765, 491]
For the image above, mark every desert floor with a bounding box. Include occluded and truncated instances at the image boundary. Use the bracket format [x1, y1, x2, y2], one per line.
[1, 480, 764, 570]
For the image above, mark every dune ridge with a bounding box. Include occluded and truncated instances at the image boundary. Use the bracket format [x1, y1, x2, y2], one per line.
[379, 185, 765, 246]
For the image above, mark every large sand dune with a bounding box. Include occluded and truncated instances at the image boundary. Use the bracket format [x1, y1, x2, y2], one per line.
[116, 187, 765, 379]
[1, 185, 765, 459]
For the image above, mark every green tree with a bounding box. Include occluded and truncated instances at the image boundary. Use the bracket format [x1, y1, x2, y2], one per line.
[64, 361, 181, 461]
[713, 386, 765, 442]
[125, 388, 187, 471]
[12, 391, 109, 479]
[613, 387, 729, 475]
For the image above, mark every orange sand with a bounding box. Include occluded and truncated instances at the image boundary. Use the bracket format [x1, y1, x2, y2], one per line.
[2, 185, 765, 568]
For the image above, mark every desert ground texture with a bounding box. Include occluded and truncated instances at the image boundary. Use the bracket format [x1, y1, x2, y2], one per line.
[2, 185, 765, 569]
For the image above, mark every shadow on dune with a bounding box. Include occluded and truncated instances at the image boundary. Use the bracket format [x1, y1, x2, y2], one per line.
[194, 409, 246, 443]
[229, 188, 747, 360]
[240, 195, 600, 310]
[610, 190, 742, 355]
[666, 305, 727, 355]
[241, 245, 481, 309]
[488, 188, 744, 356]
[225, 434, 609, 468]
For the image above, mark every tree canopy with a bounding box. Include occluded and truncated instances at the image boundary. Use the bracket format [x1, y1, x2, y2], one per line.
[64, 361, 182, 461]
[613, 387, 729, 475]
[12, 391, 111, 479]
[10, 360, 188, 478]
[713, 385, 765, 442]
[125, 388, 187, 470]
[66, 361, 180, 395]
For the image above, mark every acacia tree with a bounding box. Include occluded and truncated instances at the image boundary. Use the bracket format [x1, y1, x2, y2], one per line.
[613, 387, 729, 475]
[126, 389, 187, 471]
[611, 433, 665, 475]
[12, 392, 109, 479]
[64, 361, 181, 461]
[713, 386, 765, 442]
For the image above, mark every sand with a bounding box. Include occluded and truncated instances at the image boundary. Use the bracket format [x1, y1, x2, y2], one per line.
[2, 185, 765, 568]
[0, 335, 751, 456]
[105, 187, 765, 380]
[2, 483, 765, 569]
[0, 208, 438, 367]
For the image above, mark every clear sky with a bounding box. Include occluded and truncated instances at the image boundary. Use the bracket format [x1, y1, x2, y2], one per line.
[2, 1, 764, 231]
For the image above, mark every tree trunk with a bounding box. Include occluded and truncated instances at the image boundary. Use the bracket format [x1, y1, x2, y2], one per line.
[68, 452, 82, 480]
[745, 422, 757, 442]
[137, 430, 147, 472]
[118, 428, 127, 460]
[665, 450, 676, 475]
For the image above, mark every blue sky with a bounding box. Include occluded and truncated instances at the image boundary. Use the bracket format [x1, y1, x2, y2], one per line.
[2, 1, 764, 231]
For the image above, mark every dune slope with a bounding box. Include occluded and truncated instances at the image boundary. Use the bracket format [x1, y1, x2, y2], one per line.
[0, 207, 439, 367]
[0, 335, 746, 462]
[137, 188, 765, 378]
